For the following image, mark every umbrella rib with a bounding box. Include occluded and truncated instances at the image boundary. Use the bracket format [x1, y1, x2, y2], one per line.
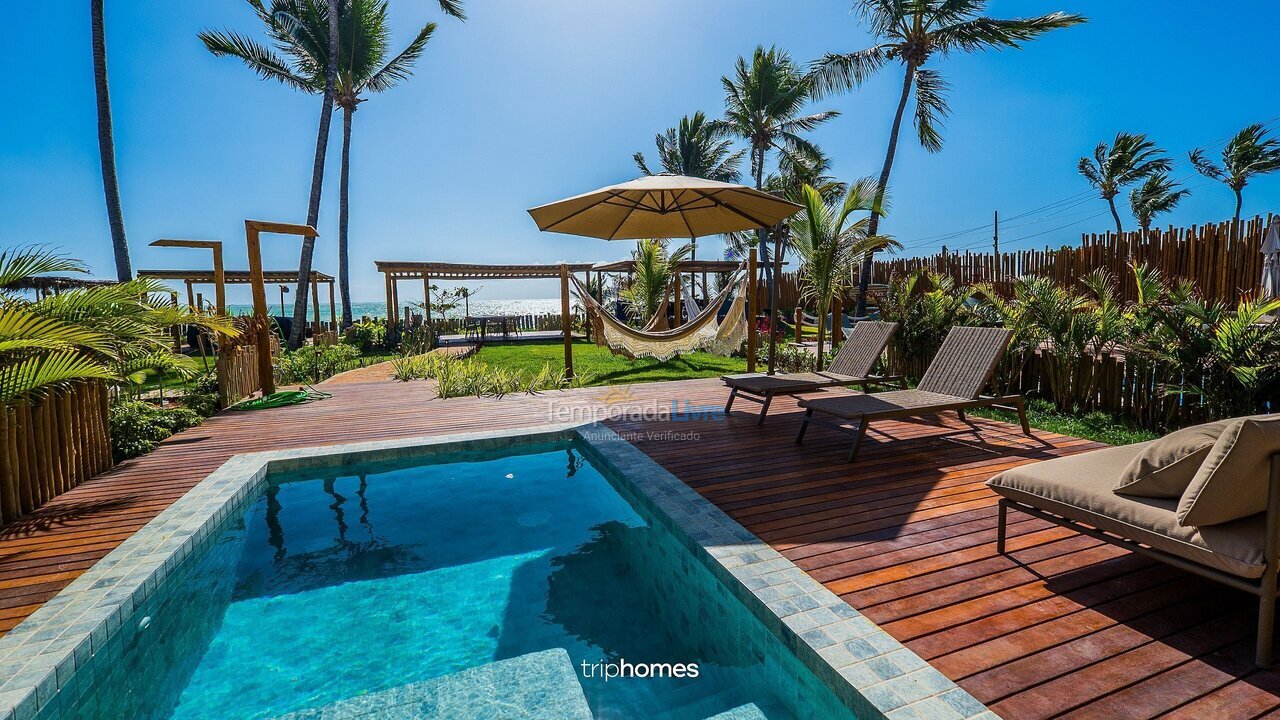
[608, 193, 644, 240]
[676, 190, 697, 240]
[690, 189, 775, 229]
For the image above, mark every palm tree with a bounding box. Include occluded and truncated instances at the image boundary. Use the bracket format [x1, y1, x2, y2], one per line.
[333, 2, 436, 328]
[1078, 132, 1171, 235]
[0, 248, 235, 403]
[620, 240, 692, 326]
[1189, 123, 1280, 235]
[201, 0, 461, 343]
[790, 179, 899, 366]
[722, 46, 837, 305]
[634, 111, 745, 182]
[1129, 172, 1189, 233]
[810, 1, 1085, 315]
[91, 0, 132, 282]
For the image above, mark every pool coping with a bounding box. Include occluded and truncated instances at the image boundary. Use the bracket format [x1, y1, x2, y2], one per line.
[0, 422, 995, 720]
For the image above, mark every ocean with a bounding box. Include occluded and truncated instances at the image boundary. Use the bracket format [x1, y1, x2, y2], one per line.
[225, 299, 563, 320]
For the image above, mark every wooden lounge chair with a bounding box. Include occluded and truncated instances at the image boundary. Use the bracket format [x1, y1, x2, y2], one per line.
[795, 326, 1029, 461]
[722, 321, 903, 425]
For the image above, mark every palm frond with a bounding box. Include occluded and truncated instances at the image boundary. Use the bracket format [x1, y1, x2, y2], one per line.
[199, 29, 318, 92]
[365, 22, 435, 94]
[912, 67, 949, 152]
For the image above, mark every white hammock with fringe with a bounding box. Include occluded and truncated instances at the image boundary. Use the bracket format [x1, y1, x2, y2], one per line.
[573, 268, 747, 361]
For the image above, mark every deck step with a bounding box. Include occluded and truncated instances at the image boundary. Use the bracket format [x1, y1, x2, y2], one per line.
[269, 648, 592, 719]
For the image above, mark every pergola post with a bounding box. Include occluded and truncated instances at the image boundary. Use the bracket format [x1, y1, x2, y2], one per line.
[245, 222, 275, 395]
[673, 270, 683, 327]
[212, 244, 226, 316]
[422, 275, 432, 342]
[746, 248, 757, 373]
[310, 277, 322, 338]
[184, 280, 196, 311]
[327, 281, 336, 332]
[560, 263, 573, 380]
[383, 271, 394, 329]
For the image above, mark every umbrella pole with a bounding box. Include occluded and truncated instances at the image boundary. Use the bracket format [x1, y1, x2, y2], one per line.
[768, 228, 782, 375]
[746, 248, 757, 373]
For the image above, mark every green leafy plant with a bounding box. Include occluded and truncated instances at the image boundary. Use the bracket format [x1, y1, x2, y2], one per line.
[275, 344, 361, 384]
[109, 401, 203, 461]
[391, 352, 590, 398]
[619, 240, 691, 326]
[878, 270, 974, 380]
[342, 319, 387, 352]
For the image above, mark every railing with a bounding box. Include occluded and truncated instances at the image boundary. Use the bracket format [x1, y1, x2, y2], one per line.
[0, 382, 113, 524]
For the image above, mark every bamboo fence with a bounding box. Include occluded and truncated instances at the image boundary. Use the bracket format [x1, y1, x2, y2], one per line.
[0, 382, 113, 524]
[217, 344, 261, 409]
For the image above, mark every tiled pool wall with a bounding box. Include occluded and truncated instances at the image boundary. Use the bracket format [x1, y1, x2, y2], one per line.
[0, 422, 995, 720]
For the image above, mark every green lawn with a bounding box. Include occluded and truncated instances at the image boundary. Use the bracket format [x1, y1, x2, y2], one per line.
[968, 398, 1158, 446]
[473, 339, 747, 386]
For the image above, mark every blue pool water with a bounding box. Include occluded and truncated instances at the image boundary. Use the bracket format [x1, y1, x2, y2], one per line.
[74, 442, 856, 720]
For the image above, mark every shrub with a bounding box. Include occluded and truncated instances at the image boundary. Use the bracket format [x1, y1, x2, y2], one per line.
[109, 401, 204, 461]
[342, 320, 388, 353]
[181, 371, 220, 417]
[276, 344, 361, 384]
[391, 352, 589, 398]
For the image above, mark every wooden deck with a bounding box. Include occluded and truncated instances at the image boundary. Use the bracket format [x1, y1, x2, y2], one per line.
[1, 378, 1277, 719]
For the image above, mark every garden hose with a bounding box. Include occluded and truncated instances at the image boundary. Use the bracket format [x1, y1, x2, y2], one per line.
[230, 384, 332, 411]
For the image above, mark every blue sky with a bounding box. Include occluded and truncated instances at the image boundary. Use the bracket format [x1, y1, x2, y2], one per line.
[3, 1, 1278, 303]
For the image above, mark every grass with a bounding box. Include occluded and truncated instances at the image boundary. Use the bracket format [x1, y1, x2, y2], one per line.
[472, 339, 747, 386]
[969, 397, 1159, 446]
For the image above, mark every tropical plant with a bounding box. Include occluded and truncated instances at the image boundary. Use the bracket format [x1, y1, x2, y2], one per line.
[1077, 132, 1171, 235]
[1129, 172, 1189, 233]
[722, 46, 837, 303]
[1189, 123, 1280, 234]
[634, 111, 745, 183]
[878, 270, 975, 381]
[619, 240, 692, 326]
[0, 248, 236, 404]
[810, 0, 1085, 315]
[341, 318, 388, 352]
[109, 401, 204, 462]
[789, 180, 898, 366]
[275, 343, 361, 384]
[91, 0, 131, 282]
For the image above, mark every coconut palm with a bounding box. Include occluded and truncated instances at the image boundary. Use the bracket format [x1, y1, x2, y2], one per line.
[620, 240, 692, 326]
[634, 111, 745, 183]
[91, 0, 131, 282]
[0, 249, 236, 404]
[1078, 132, 1171, 235]
[810, 1, 1085, 315]
[201, 0, 461, 343]
[790, 179, 899, 366]
[1129, 172, 1189, 233]
[721, 46, 837, 306]
[1189, 123, 1280, 235]
[332, 2, 436, 328]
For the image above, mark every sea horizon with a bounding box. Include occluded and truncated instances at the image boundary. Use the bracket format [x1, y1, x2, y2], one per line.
[225, 298, 565, 320]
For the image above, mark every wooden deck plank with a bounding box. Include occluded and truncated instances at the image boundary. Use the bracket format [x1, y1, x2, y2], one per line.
[1, 377, 1276, 719]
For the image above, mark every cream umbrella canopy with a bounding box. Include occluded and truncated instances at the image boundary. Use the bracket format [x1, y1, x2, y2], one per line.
[527, 174, 800, 239]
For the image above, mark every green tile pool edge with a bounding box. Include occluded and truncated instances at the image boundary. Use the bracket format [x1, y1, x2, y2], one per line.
[0, 422, 996, 720]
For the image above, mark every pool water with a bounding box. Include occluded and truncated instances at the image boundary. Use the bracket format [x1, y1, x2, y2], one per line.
[78, 442, 856, 720]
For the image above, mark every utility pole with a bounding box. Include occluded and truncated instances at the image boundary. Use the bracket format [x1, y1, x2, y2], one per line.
[992, 210, 1000, 281]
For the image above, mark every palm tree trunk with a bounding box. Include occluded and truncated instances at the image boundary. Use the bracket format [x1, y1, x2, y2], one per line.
[288, 0, 339, 349]
[339, 106, 354, 329]
[815, 299, 827, 371]
[1108, 196, 1123, 236]
[855, 62, 916, 316]
[1233, 189, 1243, 240]
[91, 0, 131, 282]
[754, 146, 775, 313]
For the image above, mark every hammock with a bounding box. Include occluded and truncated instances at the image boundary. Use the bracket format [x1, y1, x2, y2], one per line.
[681, 282, 702, 319]
[573, 267, 748, 361]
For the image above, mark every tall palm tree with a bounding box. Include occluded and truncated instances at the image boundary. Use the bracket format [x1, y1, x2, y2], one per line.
[202, 0, 462, 343]
[634, 112, 745, 183]
[722, 46, 837, 305]
[790, 179, 899, 366]
[333, 2, 436, 328]
[810, 1, 1084, 315]
[1129, 172, 1189, 233]
[1078, 132, 1171, 235]
[1189, 123, 1280, 235]
[91, 0, 131, 282]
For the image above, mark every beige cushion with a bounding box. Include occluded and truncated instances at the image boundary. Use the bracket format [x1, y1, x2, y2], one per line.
[1113, 419, 1235, 498]
[988, 443, 1266, 578]
[1177, 416, 1280, 527]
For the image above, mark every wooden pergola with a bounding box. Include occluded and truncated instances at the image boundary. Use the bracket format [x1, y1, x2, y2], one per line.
[374, 261, 596, 378]
[138, 269, 338, 332]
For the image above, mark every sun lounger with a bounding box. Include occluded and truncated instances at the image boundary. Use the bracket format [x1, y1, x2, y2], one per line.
[987, 416, 1280, 666]
[795, 326, 1028, 461]
[722, 321, 902, 425]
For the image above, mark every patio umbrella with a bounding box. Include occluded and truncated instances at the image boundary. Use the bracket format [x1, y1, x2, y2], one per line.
[527, 174, 800, 240]
[1263, 218, 1280, 300]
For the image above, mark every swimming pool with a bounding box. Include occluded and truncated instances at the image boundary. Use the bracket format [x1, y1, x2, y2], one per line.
[0, 426, 988, 720]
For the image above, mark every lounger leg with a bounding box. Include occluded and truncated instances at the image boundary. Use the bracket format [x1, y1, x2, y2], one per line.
[725, 387, 738, 414]
[956, 409, 966, 422]
[996, 500, 1008, 555]
[757, 393, 773, 425]
[796, 409, 813, 444]
[847, 419, 869, 463]
[1016, 397, 1032, 436]
[1259, 583, 1276, 668]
